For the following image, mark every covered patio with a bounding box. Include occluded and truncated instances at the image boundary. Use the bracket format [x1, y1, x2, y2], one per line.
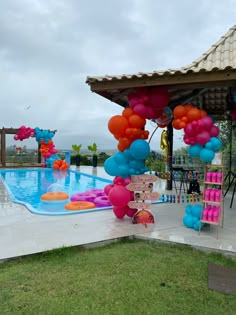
[86, 25, 236, 201]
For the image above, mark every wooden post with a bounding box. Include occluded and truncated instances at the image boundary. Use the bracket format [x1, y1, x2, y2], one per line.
[166, 124, 173, 190]
[37, 142, 41, 164]
[1, 128, 6, 167]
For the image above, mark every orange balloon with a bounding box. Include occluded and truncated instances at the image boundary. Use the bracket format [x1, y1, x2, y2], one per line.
[172, 119, 182, 130]
[187, 108, 201, 122]
[122, 107, 134, 118]
[200, 109, 207, 117]
[179, 121, 187, 129]
[173, 105, 186, 118]
[184, 104, 194, 112]
[181, 116, 188, 123]
[108, 115, 129, 136]
[118, 138, 131, 151]
[128, 114, 146, 128]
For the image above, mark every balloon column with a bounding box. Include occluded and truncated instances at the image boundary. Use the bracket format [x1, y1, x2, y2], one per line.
[172, 105, 222, 163]
[14, 125, 69, 171]
[183, 204, 205, 231]
[104, 87, 171, 220]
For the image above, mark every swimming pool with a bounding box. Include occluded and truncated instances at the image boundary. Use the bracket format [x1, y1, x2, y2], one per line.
[0, 168, 113, 215]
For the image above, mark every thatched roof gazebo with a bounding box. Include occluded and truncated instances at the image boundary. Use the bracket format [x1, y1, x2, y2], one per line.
[86, 25, 236, 189]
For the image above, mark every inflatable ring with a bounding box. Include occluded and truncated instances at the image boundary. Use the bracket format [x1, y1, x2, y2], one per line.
[70, 193, 96, 202]
[65, 201, 96, 211]
[94, 196, 111, 207]
[41, 192, 69, 202]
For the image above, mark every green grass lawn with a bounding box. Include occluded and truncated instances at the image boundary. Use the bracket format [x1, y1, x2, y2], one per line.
[0, 239, 236, 315]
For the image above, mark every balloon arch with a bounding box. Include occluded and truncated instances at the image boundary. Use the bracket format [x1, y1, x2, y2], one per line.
[103, 86, 223, 220]
[14, 126, 68, 171]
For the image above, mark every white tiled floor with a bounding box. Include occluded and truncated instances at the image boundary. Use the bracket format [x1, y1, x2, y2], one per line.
[0, 166, 235, 260]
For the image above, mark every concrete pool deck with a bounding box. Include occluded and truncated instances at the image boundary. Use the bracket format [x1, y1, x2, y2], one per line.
[0, 166, 236, 260]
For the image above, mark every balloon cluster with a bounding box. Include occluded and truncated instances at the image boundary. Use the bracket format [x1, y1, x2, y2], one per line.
[153, 106, 173, 128]
[172, 104, 222, 162]
[53, 159, 69, 171]
[108, 108, 149, 152]
[40, 140, 57, 159]
[34, 127, 55, 144]
[14, 126, 35, 141]
[183, 204, 205, 231]
[127, 86, 170, 120]
[104, 139, 150, 178]
[104, 176, 138, 219]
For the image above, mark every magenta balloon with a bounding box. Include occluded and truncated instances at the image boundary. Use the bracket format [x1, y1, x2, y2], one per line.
[149, 87, 170, 109]
[231, 108, 236, 121]
[113, 206, 126, 219]
[145, 107, 156, 119]
[108, 185, 131, 207]
[184, 124, 195, 137]
[196, 131, 211, 145]
[125, 206, 138, 217]
[104, 184, 114, 196]
[113, 176, 124, 185]
[200, 116, 214, 130]
[133, 103, 147, 117]
[123, 177, 132, 185]
[183, 135, 192, 145]
[210, 125, 220, 137]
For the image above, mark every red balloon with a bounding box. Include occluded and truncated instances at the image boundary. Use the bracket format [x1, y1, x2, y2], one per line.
[104, 184, 114, 196]
[173, 105, 186, 118]
[113, 206, 126, 219]
[126, 207, 138, 217]
[108, 185, 131, 207]
[210, 125, 220, 137]
[149, 87, 170, 109]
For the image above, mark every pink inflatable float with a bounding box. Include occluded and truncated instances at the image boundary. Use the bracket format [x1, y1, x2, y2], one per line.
[70, 189, 111, 208]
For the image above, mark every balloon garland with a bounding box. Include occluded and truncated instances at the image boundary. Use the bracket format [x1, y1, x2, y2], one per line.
[104, 86, 172, 219]
[14, 125, 69, 170]
[172, 104, 222, 163]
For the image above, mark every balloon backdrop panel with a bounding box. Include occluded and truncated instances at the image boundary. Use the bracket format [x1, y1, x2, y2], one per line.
[14, 125, 69, 171]
[172, 105, 222, 163]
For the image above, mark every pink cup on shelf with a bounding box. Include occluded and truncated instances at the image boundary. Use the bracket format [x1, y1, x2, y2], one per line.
[204, 189, 210, 201]
[213, 206, 220, 222]
[211, 172, 217, 183]
[209, 189, 215, 202]
[215, 189, 221, 203]
[216, 172, 222, 183]
[207, 209, 213, 222]
[203, 208, 208, 221]
[206, 172, 212, 182]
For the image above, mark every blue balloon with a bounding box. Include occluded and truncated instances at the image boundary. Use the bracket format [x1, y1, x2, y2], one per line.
[205, 141, 213, 150]
[200, 148, 215, 163]
[104, 157, 119, 176]
[193, 220, 205, 231]
[191, 204, 203, 219]
[114, 152, 127, 164]
[183, 214, 195, 228]
[188, 144, 203, 157]
[185, 205, 192, 214]
[129, 140, 150, 160]
[210, 137, 222, 152]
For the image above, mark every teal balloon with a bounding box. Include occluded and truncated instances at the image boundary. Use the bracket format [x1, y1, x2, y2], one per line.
[104, 157, 119, 176]
[188, 144, 203, 157]
[185, 205, 192, 214]
[210, 137, 222, 152]
[192, 204, 203, 219]
[114, 152, 127, 164]
[200, 148, 215, 162]
[193, 220, 205, 231]
[205, 141, 213, 150]
[130, 140, 150, 160]
[183, 214, 195, 228]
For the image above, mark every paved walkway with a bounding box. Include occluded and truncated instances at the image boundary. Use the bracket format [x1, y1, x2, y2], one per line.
[0, 167, 236, 260]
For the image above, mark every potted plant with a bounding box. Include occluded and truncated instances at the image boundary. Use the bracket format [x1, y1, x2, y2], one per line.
[87, 143, 98, 167]
[72, 144, 82, 167]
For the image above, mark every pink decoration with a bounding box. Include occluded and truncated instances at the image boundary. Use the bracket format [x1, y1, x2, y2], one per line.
[113, 206, 126, 219]
[210, 125, 220, 137]
[108, 185, 131, 207]
[104, 184, 114, 195]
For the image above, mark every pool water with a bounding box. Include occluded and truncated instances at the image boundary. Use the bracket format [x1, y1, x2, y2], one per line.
[0, 168, 113, 215]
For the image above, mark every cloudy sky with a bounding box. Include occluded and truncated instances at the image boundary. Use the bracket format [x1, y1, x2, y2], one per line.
[1, 0, 236, 152]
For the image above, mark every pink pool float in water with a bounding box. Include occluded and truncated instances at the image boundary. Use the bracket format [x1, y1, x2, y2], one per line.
[70, 189, 111, 208]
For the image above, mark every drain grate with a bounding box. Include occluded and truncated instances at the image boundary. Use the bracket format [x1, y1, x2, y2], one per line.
[208, 263, 236, 295]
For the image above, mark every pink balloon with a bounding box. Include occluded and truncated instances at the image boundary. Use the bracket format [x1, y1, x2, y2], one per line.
[133, 104, 147, 117]
[145, 107, 156, 119]
[231, 109, 236, 121]
[123, 177, 132, 185]
[108, 185, 131, 207]
[113, 206, 126, 219]
[210, 125, 220, 137]
[104, 184, 114, 196]
[125, 206, 138, 217]
[149, 87, 170, 109]
[200, 116, 214, 130]
[196, 131, 211, 145]
[113, 176, 124, 185]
